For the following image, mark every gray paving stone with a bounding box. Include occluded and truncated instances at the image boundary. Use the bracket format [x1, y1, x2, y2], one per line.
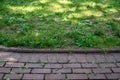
[0, 74, 3, 79]
[4, 74, 22, 79]
[88, 74, 106, 79]
[45, 74, 65, 80]
[106, 73, 120, 79]
[0, 52, 120, 80]
[67, 74, 88, 79]
[23, 74, 44, 80]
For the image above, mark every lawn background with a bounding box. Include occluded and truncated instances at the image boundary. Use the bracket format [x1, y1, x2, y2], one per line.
[0, 0, 120, 49]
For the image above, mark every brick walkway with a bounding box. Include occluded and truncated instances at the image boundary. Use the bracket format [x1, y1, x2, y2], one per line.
[0, 51, 120, 80]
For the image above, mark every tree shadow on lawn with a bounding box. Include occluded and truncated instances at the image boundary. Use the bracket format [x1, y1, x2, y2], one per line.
[0, 0, 120, 48]
[0, 0, 120, 25]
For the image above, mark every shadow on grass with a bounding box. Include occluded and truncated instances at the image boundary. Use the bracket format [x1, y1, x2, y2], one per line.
[0, 0, 120, 48]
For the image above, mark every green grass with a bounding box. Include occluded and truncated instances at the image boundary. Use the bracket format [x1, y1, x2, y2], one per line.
[0, 0, 120, 49]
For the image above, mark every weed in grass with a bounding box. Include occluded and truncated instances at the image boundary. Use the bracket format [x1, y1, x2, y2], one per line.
[68, 51, 74, 55]
[7, 71, 15, 74]
[92, 72, 97, 76]
[21, 66, 28, 69]
[94, 29, 105, 36]
[40, 62, 48, 68]
[106, 21, 120, 37]
[109, 61, 117, 64]
[0, 60, 4, 62]
[8, 17, 16, 24]
[102, 48, 108, 54]
[3, 77, 11, 80]
[75, 35, 101, 47]
[17, 17, 26, 23]
[92, 61, 100, 64]
[65, 79, 70, 80]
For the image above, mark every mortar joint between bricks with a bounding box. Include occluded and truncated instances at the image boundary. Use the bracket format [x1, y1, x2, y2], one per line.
[29, 68, 33, 74]
[110, 68, 114, 73]
[71, 68, 73, 74]
[21, 74, 24, 80]
[104, 73, 108, 79]
[43, 74, 45, 80]
[2, 73, 6, 79]
[10, 67, 12, 72]
[3, 61, 6, 67]
[24, 63, 26, 66]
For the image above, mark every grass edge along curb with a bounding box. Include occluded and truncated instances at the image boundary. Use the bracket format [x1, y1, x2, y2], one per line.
[0, 45, 120, 53]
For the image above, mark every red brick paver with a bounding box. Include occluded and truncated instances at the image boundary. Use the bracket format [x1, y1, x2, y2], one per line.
[32, 69, 51, 73]
[4, 74, 22, 79]
[0, 74, 3, 79]
[67, 74, 88, 79]
[23, 74, 44, 80]
[88, 74, 106, 79]
[73, 69, 92, 73]
[45, 74, 65, 80]
[5, 62, 24, 67]
[12, 68, 31, 73]
[0, 51, 120, 80]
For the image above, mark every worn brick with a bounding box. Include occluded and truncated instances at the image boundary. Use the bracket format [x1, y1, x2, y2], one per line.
[53, 69, 71, 73]
[7, 53, 21, 62]
[23, 74, 44, 80]
[113, 53, 120, 62]
[86, 54, 96, 62]
[0, 52, 13, 61]
[105, 54, 116, 62]
[63, 64, 81, 68]
[75, 54, 87, 62]
[94, 54, 106, 62]
[67, 74, 88, 79]
[48, 54, 57, 63]
[57, 54, 68, 63]
[0, 62, 5, 67]
[32, 69, 51, 73]
[99, 63, 116, 68]
[45, 74, 65, 80]
[0, 74, 3, 79]
[18, 54, 31, 62]
[45, 64, 62, 68]
[39, 54, 48, 62]
[0, 68, 11, 73]
[117, 63, 120, 67]
[82, 63, 98, 68]
[73, 69, 92, 73]
[12, 68, 31, 73]
[5, 62, 24, 67]
[68, 54, 77, 63]
[28, 54, 40, 62]
[106, 73, 120, 79]
[26, 63, 42, 68]
[88, 74, 106, 79]
[112, 68, 120, 73]
[4, 74, 22, 79]
[93, 68, 112, 73]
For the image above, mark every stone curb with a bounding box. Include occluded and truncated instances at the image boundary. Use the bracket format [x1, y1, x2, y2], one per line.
[0, 45, 120, 53]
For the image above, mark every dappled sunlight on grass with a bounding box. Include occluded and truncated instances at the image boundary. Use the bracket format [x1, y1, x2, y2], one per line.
[8, 6, 42, 13]
[105, 8, 118, 13]
[81, 10, 103, 17]
[81, 1, 108, 8]
[39, 0, 50, 4]
[48, 3, 65, 12]
[58, 0, 72, 4]
[0, 16, 2, 19]
[5, 0, 119, 22]
[0, 0, 120, 48]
